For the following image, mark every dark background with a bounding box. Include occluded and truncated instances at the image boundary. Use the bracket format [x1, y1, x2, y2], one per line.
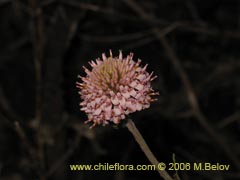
[0, 0, 240, 179]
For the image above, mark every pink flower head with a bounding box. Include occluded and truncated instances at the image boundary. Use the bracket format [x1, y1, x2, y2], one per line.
[76, 51, 158, 128]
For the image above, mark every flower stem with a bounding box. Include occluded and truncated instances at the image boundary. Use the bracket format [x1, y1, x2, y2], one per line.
[126, 119, 173, 180]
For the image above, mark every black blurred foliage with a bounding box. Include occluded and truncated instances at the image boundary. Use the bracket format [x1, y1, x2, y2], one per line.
[0, 0, 240, 180]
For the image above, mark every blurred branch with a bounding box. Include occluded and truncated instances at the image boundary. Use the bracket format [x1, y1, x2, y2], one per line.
[28, 0, 44, 129]
[79, 30, 152, 43]
[122, 0, 240, 169]
[12, 0, 240, 42]
[217, 112, 240, 129]
[40, 9, 78, 179]
[185, 0, 206, 26]
[44, 133, 81, 179]
[178, 22, 240, 39]
[0, 87, 24, 127]
[62, 0, 240, 41]
[14, 121, 37, 162]
[0, 87, 42, 177]
[59, 0, 141, 22]
[28, 0, 45, 178]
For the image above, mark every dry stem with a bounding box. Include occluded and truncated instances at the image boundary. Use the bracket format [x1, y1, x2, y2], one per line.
[126, 119, 173, 180]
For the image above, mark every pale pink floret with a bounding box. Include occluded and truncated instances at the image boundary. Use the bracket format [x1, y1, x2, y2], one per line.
[76, 51, 158, 128]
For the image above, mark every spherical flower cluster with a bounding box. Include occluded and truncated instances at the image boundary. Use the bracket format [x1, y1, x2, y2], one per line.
[76, 51, 158, 128]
